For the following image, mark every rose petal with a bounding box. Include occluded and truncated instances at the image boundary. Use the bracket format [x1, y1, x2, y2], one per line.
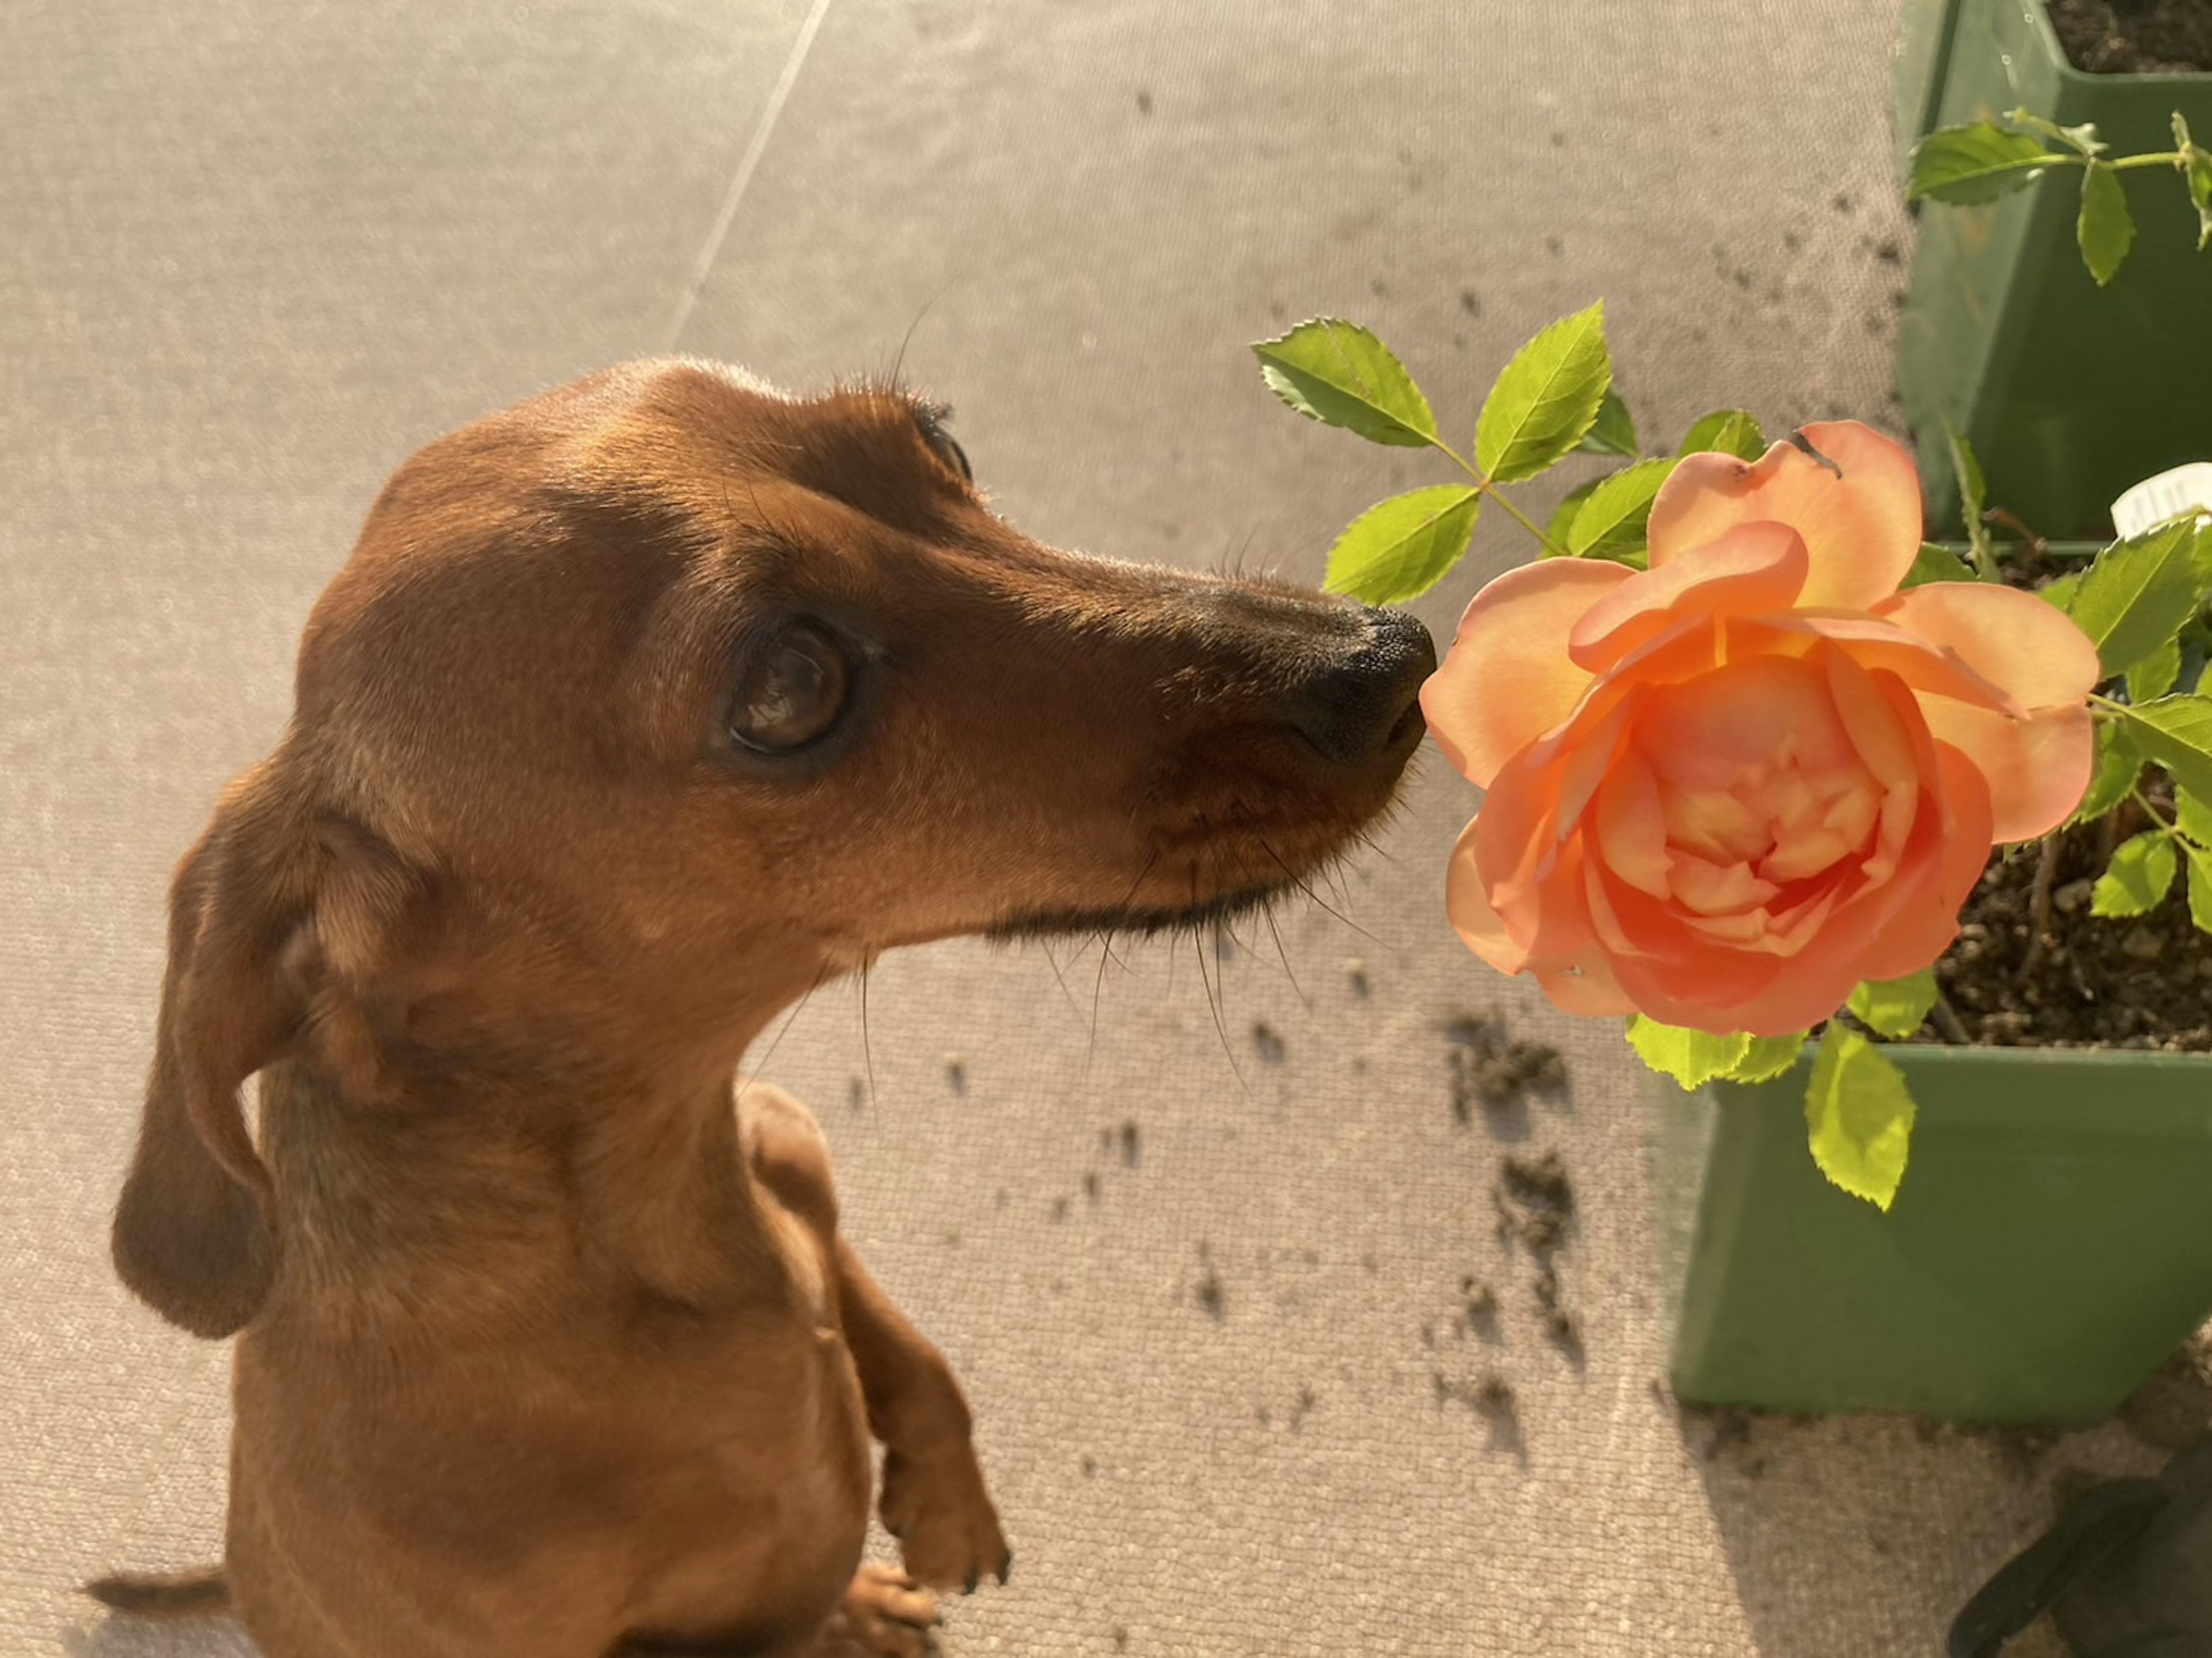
[1566, 521, 1808, 672]
[1912, 700, 2094, 843]
[1647, 420, 1924, 609]
[1874, 579, 2103, 712]
[1733, 612, 2026, 716]
[1445, 815, 1527, 972]
[1421, 558, 1631, 788]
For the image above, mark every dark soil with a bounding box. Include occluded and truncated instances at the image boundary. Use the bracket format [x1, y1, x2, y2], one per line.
[2047, 0, 2212, 73]
[1926, 786, 2212, 1050]
[1444, 1013, 1567, 1125]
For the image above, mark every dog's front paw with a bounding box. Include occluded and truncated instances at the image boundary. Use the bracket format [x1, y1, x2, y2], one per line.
[879, 1448, 1012, 1597]
[807, 1564, 940, 1657]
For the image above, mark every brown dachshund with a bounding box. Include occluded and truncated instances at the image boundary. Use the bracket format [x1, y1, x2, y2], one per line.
[89, 359, 1433, 1656]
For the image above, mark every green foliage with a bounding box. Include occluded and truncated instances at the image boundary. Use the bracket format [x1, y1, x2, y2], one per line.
[2187, 841, 2212, 933]
[2176, 113, 2212, 252]
[1627, 1018, 1808, 1090]
[1567, 458, 1677, 562]
[1943, 423, 1998, 577]
[1577, 388, 1639, 459]
[1475, 302, 1613, 484]
[2073, 720, 2143, 825]
[1252, 320, 1438, 447]
[1678, 409, 1765, 460]
[1804, 1026, 1915, 1212]
[2063, 518, 2202, 677]
[1321, 486, 1480, 604]
[2115, 695, 2212, 806]
[1902, 542, 1978, 589]
[1847, 970, 1938, 1040]
[2092, 830, 2179, 918]
[1546, 476, 1604, 552]
[1907, 120, 2056, 204]
[2127, 636, 2183, 703]
[2077, 161, 2137, 287]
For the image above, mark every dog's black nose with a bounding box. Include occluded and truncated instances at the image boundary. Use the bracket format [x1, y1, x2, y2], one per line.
[1290, 607, 1436, 765]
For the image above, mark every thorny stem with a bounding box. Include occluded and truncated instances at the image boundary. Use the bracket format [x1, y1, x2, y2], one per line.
[1930, 992, 1974, 1046]
[2019, 833, 2061, 978]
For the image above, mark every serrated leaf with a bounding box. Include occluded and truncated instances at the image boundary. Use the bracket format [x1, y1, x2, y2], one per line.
[1847, 969, 1939, 1040]
[2041, 572, 2083, 611]
[2183, 129, 2212, 253]
[1578, 388, 1639, 458]
[2006, 107, 2107, 158]
[2092, 830, 2178, 917]
[2073, 720, 2143, 825]
[1903, 542, 1978, 588]
[1678, 409, 1766, 461]
[1475, 303, 1613, 484]
[1545, 476, 1603, 552]
[2176, 789, 2212, 847]
[2064, 518, 2201, 676]
[1730, 1033, 1811, 1083]
[1626, 1018, 1751, 1091]
[2186, 841, 2212, 932]
[1322, 486, 1479, 604]
[1804, 1026, 1916, 1212]
[1907, 120, 2059, 205]
[1567, 457, 1678, 560]
[2118, 695, 2212, 805]
[1252, 319, 1439, 448]
[1943, 421, 1997, 572]
[2127, 636, 2183, 702]
[2078, 161, 2136, 287]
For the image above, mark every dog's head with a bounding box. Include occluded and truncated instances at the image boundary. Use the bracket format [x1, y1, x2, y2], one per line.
[113, 359, 1433, 1334]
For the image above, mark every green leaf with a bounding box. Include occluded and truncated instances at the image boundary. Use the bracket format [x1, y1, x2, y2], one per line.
[1567, 457, 1678, 560]
[2092, 829, 2179, 917]
[1804, 1026, 1916, 1212]
[2040, 571, 2084, 611]
[2117, 695, 2212, 805]
[1943, 422, 1997, 574]
[2005, 107, 2107, 158]
[2127, 635, 2184, 703]
[1626, 1018, 1751, 1091]
[1731, 1034, 1810, 1083]
[1475, 302, 1613, 484]
[1321, 486, 1479, 604]
[2175, 788, 2212, 847]
[1678, 409, 1766, 461]
[1907, 120, 2059, 205]
[1545, 476, 1603, 552]
[2078, 161, 2136, 287]
[2186, 841, 2212, 932]
[1252, 319, 1439, 448]
[2172, 113, 2212, 253]
[1847, 969, 1938, 1040]
[1903, 542, 1978, 588]
[1578, 388, 1639, 458]
[2063, 518, 2202, 676]
[2072, 720, 2143, 825]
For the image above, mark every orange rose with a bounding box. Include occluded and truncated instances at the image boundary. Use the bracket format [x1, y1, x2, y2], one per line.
[1419, 422, 2100, 1037]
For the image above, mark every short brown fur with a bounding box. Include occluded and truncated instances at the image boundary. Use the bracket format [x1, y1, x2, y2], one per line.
[94, 361, 1431, 1656]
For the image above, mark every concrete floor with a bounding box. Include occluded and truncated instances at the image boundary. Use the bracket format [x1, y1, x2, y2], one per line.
[1, 2, 2183, 1653]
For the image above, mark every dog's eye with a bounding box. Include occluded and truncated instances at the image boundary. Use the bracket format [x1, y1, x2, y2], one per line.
[729, 621, 849, 754]
[914, 405, 973, 483]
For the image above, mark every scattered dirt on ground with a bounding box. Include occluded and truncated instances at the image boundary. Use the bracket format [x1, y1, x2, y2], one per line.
[1494, 1149, 1586, 1364]
[1194, 1243, 1225, 1321]
[1445, 1012, 1567, 1125]
[1344, 957, 1370, 997]
[2048, 0, 2212, 72]
[942, 1053, 967, 1094]
[1433, 1368, 1517, 1419]
[1119, 1120, 1141, 1166]
[2119, 1326, 2212, 1450]
[1250, 1020, 1286, 1063]
[1925, 787, 2212, 1050]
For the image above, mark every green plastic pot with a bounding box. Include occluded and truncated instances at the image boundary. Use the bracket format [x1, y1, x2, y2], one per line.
[1892, 0, 1967, 185]
[1653, 1045, 2212, 1425]
[1893, 0, 2212, 539]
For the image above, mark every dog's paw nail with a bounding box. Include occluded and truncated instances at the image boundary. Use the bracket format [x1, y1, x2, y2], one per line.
[963, 1570, 979, 1596]
[997, 1550, 1013, 1585]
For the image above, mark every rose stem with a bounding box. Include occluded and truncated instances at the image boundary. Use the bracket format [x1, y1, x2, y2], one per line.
[2018, 833, 2060, 978]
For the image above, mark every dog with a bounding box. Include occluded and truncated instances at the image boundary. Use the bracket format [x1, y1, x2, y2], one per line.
[88, 358, 1434, 1656]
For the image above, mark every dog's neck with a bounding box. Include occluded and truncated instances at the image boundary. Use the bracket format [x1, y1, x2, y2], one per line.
[255, 1038, 786, 1340]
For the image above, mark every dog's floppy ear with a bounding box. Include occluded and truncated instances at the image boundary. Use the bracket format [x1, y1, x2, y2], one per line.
[112, 764, 322, 1338]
